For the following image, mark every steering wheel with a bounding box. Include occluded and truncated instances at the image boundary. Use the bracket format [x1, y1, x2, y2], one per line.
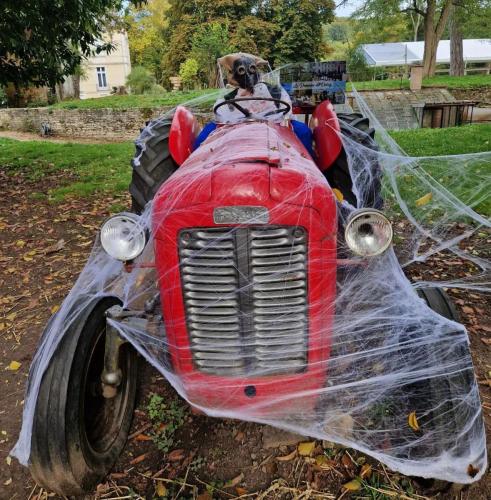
[213, 97, 291, 118]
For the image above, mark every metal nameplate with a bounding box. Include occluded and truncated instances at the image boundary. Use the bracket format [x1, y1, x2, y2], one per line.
[213, 206, 270, 224]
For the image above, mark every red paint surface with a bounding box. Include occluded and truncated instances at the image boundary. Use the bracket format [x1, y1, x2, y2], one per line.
[169, 105, 200, 165]
[312, 101, 342, 171]
[153, 120, 337, 413]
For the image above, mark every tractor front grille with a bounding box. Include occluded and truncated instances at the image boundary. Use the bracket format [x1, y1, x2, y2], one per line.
[179, 226, 308, 377]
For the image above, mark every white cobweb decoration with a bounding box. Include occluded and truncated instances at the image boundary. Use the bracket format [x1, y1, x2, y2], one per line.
[12, 88, 489, 485]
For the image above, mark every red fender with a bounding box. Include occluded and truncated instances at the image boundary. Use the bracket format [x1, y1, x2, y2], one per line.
[311, 100, 342, 171]
[169, 105, 200, 165]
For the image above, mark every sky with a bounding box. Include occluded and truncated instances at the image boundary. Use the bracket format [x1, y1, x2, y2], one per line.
[335, 0, 362, 17]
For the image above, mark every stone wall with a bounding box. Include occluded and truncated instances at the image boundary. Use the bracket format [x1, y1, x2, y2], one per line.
[0, 106, 173, 140]
[349, 88, 456, 130]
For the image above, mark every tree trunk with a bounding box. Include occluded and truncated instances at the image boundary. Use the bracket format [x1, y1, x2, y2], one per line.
[450, 5, 464, 76]
[73, 74, 81, 99]
[422, 0, 453, 77]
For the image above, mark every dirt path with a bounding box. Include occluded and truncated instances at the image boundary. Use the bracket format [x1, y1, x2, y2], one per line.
[0, 165, 489, 499]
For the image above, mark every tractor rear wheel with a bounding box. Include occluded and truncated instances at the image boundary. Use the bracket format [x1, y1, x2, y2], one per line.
[326, 112, 382, 209]
[28, 296, 138, 496]
[129, 116, 178, 214]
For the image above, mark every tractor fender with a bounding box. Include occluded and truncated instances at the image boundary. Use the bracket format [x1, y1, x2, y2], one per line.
[311, 100, 343, 171]
[169, 105, 200, 165]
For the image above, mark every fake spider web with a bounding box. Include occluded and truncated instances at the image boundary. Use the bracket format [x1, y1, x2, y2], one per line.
[12, 86, 490, 485]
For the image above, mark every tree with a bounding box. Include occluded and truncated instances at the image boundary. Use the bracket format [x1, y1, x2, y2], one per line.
[352, 1, 454, 76]
[126, 0, 169, 84]
[449, 2, 464, 76]
[179, 58, 199, 89]
[126, 65, 155, 93]
[0, 0, 143, 88]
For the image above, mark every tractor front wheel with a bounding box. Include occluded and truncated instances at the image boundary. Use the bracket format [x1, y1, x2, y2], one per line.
[29, 296, 138, 496]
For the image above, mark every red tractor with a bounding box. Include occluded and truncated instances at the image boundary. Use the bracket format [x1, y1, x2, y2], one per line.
[19, 60, 485, 495]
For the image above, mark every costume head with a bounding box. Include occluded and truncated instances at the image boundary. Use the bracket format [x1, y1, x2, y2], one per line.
[217, 53, 268, 92]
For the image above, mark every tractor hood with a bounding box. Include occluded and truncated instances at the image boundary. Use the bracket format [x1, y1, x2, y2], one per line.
[152, 121, 336, 237]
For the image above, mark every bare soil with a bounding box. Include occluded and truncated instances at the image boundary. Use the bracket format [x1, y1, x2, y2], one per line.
[0, 166, 489, 500]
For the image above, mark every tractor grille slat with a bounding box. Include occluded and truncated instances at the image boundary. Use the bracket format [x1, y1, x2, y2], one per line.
[179, 226, 308, 377]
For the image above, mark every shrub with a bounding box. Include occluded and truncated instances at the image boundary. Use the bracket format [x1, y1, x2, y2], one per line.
[179, 58, 199, 90]
[126, 66, 155, 95]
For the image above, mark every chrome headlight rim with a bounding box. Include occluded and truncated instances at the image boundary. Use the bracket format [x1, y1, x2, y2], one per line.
[344, 208, 393, 257]
[100, 212, 147, 262]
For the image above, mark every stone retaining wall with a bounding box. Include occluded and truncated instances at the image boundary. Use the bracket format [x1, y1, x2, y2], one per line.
[0, 106, 173, 140]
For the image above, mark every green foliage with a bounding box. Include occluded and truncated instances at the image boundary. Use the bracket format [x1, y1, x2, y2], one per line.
[0, 0, 141, 88]
[190, 23, 233, 86]
[126, 66, 156, 94]
[126, 0, 170, 84]
[179, 58, 199, 89]
[146, 393, 186, 453]
[346, 47, 376, 82]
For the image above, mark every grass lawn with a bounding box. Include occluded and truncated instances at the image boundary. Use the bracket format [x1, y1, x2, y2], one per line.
[50, 89, 219, 110]
[389, 123, 491, 155]
[0, 124, 489, 216]
[0, 139, 134, 202]
[348, 74, 491, 91]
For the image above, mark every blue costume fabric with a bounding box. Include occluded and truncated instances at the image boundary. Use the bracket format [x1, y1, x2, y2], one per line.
[194, 120, 315, 158]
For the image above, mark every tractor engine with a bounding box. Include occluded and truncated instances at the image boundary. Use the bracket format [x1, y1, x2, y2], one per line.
[153, 120, 337, 413]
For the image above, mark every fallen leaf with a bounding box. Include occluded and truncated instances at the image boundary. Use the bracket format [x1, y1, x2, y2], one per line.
[462, 306, 474, 315]
[235, 486, 248, 496]
[332, 188, 344, 202]
[129, 453, 148, 465]
[481, 338, 491, 346]
[168, 449, 185, 461]
[6, 456, 11, 466]
[6, 312, 17, 322]
[234, 430, 245, 442]
[50, 305, 60, 314]
[467, 463, 479, 477]
[8, 361, 21, 371]
[3, 478, 12, 486]
[224, 472, 244, 488]
[298, 441, 316, 456]
[343, 478, 361, 491]
[360, 463, 372, 479]
[277, 449, 297, 462]
[415, 192, 433, 207]
[155, 481, 167, 497]
[408, 411, 420, 432]
[15, 240, 26, 248]
[314, 455, 334, 469]
[135, 434, 152, 441]
[197, 492, 212, 500]
[44, 239, 65, 254]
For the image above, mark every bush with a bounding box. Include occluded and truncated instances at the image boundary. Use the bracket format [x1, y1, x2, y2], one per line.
[179, 58, 199, 90]
[0, 86, 7, 107]
[146, 83, 166, 95]
[126, 66, 155, 95]
[347, 47, 376, 82]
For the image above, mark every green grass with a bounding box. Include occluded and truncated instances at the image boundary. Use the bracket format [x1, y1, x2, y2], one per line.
[348, 74, 491, 91]
[0, 124, 489, 217]
[50, 89, 218, 110]
[389, 123, 491, 156]
[0, 138, 133, 200]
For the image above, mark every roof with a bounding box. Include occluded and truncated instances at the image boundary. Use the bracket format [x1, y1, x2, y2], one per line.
[361, 39, 491, 67]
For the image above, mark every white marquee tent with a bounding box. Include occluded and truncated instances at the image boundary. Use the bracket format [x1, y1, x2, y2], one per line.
[361, 39, 491, 67]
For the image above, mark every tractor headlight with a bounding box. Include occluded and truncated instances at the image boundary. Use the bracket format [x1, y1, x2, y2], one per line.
[344, 209, 393, 257]
[100, 213, 147, 261]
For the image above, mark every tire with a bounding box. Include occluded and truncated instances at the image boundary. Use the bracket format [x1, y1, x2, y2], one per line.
[325, 112, 382, 209]
[129, 116, 178, 214]
[403, 288, 481, 459]
[29, 296, 138, 496]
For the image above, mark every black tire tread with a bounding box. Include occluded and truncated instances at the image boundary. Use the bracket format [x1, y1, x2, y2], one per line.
[29, 296, 137, 496]
[324, 112, 381, 208]
[129, 116, 179, 214]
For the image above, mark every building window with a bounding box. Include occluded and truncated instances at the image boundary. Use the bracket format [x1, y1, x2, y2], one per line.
[96, 67, 108, 89]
